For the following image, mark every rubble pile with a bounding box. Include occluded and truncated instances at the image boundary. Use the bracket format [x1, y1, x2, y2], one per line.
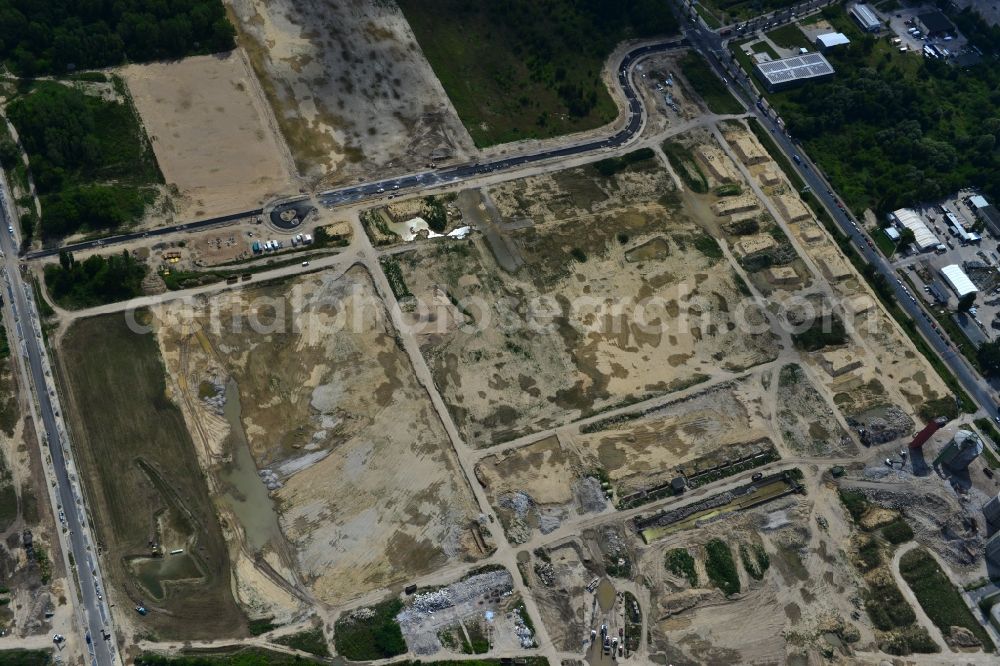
[511, 606, 536, 648]
[533, 560, 555, 587]
[396, 570, 514, 627]
[848, 406, 914, 445]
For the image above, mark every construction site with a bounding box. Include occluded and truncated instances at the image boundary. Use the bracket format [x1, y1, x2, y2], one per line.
[33, 24, 1000, 662]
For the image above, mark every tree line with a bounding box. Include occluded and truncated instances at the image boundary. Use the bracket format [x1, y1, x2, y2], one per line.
[45, 250, 146, 308]
[0, 0, 235, 75]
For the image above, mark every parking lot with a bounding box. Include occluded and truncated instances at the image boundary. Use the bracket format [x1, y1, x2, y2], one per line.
[889, 192, 1000, 344]
[884, 4, 970, 59]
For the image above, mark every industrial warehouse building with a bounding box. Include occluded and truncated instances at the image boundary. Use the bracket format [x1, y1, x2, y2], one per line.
[753, 53, 835, 92]
[889, 208, 937, 251]
[849, 3, 881, 32]
[916, 10, 955, 38]
[815, 32, 850, 51]
[970, 195, 1000, 237]
[940, 264, 977, 299]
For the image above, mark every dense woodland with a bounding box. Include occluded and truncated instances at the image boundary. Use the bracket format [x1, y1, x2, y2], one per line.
[775, 7, 1000, 215]
[6, 81, 160, 238]
[0, 0, 234, 74]
[45, 250, 146, 308]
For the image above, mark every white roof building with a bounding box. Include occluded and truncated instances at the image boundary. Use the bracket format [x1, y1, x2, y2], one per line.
[850, 4, 882, 32]
[940, 264, 977, 298]
[970, 195, 989, 209]
[816, 32, 851, 50]
[890, 208, 937, 251]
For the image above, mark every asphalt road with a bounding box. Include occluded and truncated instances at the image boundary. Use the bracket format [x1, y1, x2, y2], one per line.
[682, 4, 1000, 422]
[24, 38, 689, 261]
[24, 208, 262, 260]
[0, 196, 115, 661]
[315, 39, 687, 208]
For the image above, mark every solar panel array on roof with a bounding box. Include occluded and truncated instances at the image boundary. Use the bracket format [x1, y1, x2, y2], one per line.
[755, 53, 835, 87]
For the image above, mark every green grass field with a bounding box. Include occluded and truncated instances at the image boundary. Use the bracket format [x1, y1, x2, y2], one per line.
[58, 314, 245, 638]
[398, 0, 677, 147]
[766, 23, 812, 51]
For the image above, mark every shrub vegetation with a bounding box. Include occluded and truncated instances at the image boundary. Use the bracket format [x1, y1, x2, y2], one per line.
[704, 539, 740, 595]
[7, 80, 162, 239]
[333, 599, 406, 661]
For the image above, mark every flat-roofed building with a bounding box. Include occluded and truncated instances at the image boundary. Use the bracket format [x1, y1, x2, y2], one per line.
[816, 32, 851, 51]
[754, 53, 835, 93]
[850, 3, 881, 32]
[917, 10, 954, 38]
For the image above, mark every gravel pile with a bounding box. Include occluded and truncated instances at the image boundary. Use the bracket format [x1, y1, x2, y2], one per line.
[498, 491, 534, 517]
[574, 476, 608, 514]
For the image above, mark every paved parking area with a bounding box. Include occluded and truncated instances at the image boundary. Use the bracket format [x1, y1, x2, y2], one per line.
[884, 4, 969, 58]
[889, 193, 1000, 342]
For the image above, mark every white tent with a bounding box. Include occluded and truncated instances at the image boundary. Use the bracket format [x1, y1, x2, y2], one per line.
[940, 264, 977, 298]
[890, 208, 937, 251]
[816, 32, 850, 50]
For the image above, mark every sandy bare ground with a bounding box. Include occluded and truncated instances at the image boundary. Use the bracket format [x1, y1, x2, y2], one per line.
[571, 375, 775, 495]
[397, 162, 780, 448]
[123, 52, 298, 221]
[157, 266, 484, 606]
[226, 0, 474, 184]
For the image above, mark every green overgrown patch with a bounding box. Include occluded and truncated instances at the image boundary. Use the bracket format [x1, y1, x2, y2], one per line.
[739, 543, 770, 580]
[791, 313, 847, 351]
[678, 52, 743, 114]
[899, 549, 994, 651]
[7, 79, 163, 239]
[0, 1, 234, 75]
[0, 650, 52, 666]
[692, 234, 723, 260]
[704, 539, 740, 596]
[855, 535, 882, 572]
[246, 618, 276, 636]
[398, 0, 677, 147]
[272, 627, 330, 657]
[838, 488, 869, 524]
[665, 548, 698, 586]
[333, 599, 406, 661]
[380, 257, 413, 301]
[44, 250, 146, 309]
[863, 569, 916, 631]
[591, 148, 655, 177]
[882, 519, 913, 545]
[661, 140, 709, 193]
